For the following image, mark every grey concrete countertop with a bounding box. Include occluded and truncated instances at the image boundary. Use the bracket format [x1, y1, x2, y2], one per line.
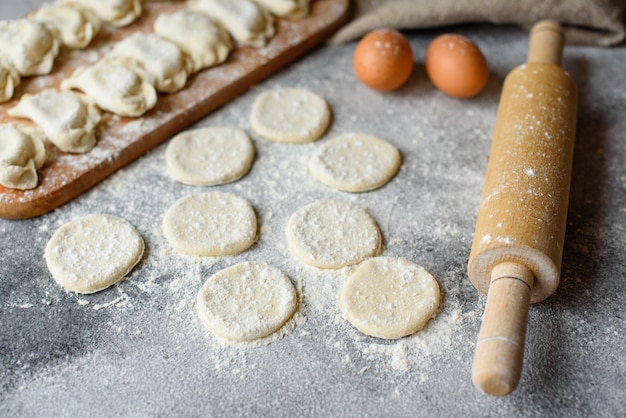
[1, 1, 625, 416]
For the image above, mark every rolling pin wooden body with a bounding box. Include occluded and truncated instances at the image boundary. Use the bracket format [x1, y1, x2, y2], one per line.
[468, 21, 578, 396]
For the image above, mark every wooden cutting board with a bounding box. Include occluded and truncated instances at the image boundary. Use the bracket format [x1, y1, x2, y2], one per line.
[0, 0, 350, 219]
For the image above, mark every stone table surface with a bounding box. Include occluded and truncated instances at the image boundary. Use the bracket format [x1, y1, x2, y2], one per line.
[1, 1, 625, 416]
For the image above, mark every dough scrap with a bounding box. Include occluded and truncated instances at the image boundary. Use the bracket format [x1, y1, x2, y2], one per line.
[0, 57, 20, 103]
[62, 59, 157, 117]
[30, 3, 101, 49]
[45, 214, 145, 294]
[59, 0, 141, 27]
[166, 126, 255, 186]
[0, 123, 46, 190]
[254, 0, 311, 19]
[286, 200, 382, 269]
[163, 191, 257, 256]
[196, 261, 298, 341]
[339, 257, 441, 339]
[8, 89, 101, 154]
[191, 0, 275, 48]
[0, 19, 60, 76]
[107, 33, 192, 93]
[250, 88, 331, 144]
[309, 133, 402, 192]
[154, 9, 232, 74]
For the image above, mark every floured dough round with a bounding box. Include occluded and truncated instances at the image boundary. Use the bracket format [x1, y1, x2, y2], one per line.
[309, 133, 402, 192]
[45, 214, 145, 294]
[250, 88, 331, 144]
[339, 257, 441, 339]
[154, 9, 232, 74]
[286, 200, 382, 269]
[166, 126, 255, 186]
[0, 19, 60, 76]
[30, 3, 101, 49]
[9, 89, 101, 154]
[254, 0, 310, 19]
[163, 191, 257, 256]
[196, 261, 298, 341]
[60, 0, 141, 27]
[62, 59, 157, 117]
[0, 58, 20, 103]
[0, 123, 46, 190]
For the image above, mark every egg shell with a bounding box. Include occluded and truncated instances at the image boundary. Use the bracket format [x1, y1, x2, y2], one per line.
[425, 34, 489, 98]
[353, 29, 414, 92]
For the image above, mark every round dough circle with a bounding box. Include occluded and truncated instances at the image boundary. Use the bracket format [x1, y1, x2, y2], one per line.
[44, 214, 144, 294]
[196, 261, 298, 341]
[286, 200, 382, 269]
[250, 88, 331, 144]
[339, 257, 441, 339]
[166, 126, 255, 186]
[163, 192, 257, 256]
[309, 133, 402, 192]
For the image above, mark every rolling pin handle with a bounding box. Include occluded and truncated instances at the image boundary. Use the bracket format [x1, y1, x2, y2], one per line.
[472, 262, 535, 396]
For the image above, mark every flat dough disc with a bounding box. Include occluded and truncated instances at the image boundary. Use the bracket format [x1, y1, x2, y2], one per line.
[44, 214, 144, 294]
[286, 200, 382, 269]
[163, 191, 257, 256]
[339, 257, 441, 339]
[196, 261, 298, 341]
[250, 88, 331, 144]
[165, 126, 255, 186]
[309, 133, 402, 192]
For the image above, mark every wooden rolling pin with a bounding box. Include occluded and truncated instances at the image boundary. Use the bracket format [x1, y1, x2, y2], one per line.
[468, 20, 578, 396]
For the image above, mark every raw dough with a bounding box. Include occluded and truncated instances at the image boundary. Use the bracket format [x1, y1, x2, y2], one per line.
[250, 88, 331, 144]
[286, 200, 382, 269]
[163, 191, 257, 256]
[339, 257, 441, 339]
[308, 133, 402, 192]
[30, 3, 101, 49]
[154, 9, 232, 74]
[191, 0, 275, 48]
[165, 126, 255, 186]
[45, 214, 144, 294]
[0, 123, 46, 190]
[196, 261, 298, 341]
[107, 33, 192, 93]
[0, 19, 60, 76]
[62, 59, 157, 117]
[0, 58, 20, 103]
[59, 0, 141, 27]
[9, 89, 101, 154]
[254, 0, 311, 19]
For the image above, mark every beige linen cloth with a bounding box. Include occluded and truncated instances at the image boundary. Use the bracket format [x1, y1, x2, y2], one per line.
[330, 0, 626, 46]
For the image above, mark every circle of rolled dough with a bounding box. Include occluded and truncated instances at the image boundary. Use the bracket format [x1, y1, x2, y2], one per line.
[163, 191, 257, 256]
[166, 126, 255, 186]
[196, 261, 298, 341]
[339, 257, 441, 339]
[44, 214, 144, 294]
[309, 133, 402, 192]
[250, 88, 331, 143]
[285, 200, 382, 269]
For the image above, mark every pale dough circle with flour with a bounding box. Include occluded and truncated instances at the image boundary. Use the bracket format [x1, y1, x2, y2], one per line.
[44, 214, 145, 294]
[339, 257, 441, 339]
[165, 126, 255, 186]
[285, 200, 382, 269]
[250, 88, 331, 144]
[196, 261, 298, 341]
[163, 191, 257, 256]
[309, 133, 402, 192]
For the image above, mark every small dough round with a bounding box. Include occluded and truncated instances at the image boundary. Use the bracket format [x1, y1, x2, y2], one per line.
[196, 261, 298, 341]
[45, 214, 145, 294]
[339, 257, 441, 339]
[286, 200, 382, 269]
[163, 192, 257, 256]
[309, 133, 402, 192]
[166, 126, 255, 186]
[250, 88, 331, 144]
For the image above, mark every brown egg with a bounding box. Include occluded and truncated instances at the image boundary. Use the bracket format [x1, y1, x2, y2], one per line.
[425, 34, 489, 98]
[353, 29, 414, 92]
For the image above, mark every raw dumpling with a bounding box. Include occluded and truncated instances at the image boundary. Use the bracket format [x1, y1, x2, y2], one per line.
[9, 89, 101, 154]
[0, 58, 20, 103]
[0, 19, 60, 76]
[59, 0, 141, 27]
[0, 123, 46, 190]
[254, 0, 310, 19]
[29, 3, 101, 49]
